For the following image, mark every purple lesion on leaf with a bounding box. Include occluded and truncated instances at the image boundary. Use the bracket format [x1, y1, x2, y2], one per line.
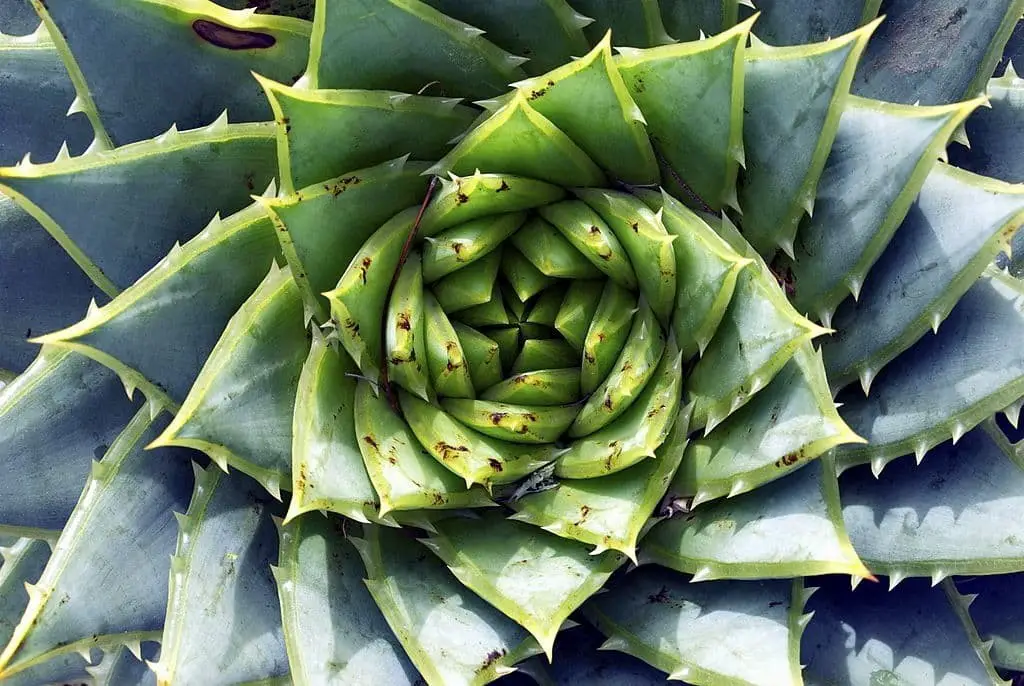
[192, 20, 276, 50]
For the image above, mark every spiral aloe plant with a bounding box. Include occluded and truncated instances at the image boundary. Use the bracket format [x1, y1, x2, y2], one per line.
[1, 0, 1024, 684]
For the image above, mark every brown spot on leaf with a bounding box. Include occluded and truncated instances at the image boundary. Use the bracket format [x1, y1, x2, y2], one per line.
[490, 412, 507, 425]
[457, 192, 470, 205]
[192, 19, 276, 50]
[488, 458, 504, 472]
[497, 181, 510, 192]
[397, 312, 411, 330]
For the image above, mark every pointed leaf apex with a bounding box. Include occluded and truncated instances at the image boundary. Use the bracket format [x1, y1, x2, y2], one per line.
[598, 634, 631, 652]
[570, 12, 594, 29]
[55, 141, 70, 162]
[207, 109, 230, 131]
[156, 123, 180, 145]
[951, 421, 966, 444]
[858, 367, 875, 396]
[870, 455, 887, 478]
[930, 569, 948, 586]
[778, 237, 795, 259]
[690, 566, 713, 582]
[888, 571, 907, 590]
[914, 440, 929, 464]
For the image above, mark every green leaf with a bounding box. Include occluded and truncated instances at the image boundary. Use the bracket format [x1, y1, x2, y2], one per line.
[152, 264, 310, 498]
[738, 23, 876, 257]
[0, 408, 191, 679]
[386, 251, 432, 401]
[787, 97, 980, 321]
[427, 93, 606, 187]
[453, 322, 503, 392]
[512, 34, 658, 184]
[823, 162, 1024, 389]
[440, 398, 577, 444]
[285, 332, 385, 524]
[35, 0, 311, 145]
[834, 270, 1024, 472]
[151, 467, 288, 686]
[686, 265, 829, 433]
[424, 292, 475, 398]
[354, 524, 542, 685]
[748, 0, 881, 45]
[537, 200, 639, 290]
[802, 577, 1003, 686]
[584, 567, 807, 686]
[34, 201, 282, 404]
[259, 77, 474, 192]
[500, 248, 557, 302]
[423, 512, 626, 658]
[658, 0, 738, 41]
[512, 401, 691, 560]
[274, 515, 418, 685]
[454, 283, 510, 328]
[525, 284, 568, 327]
[841, 425, 1024, 579]
[510, 216, 603, 279]
[262, 157, 430, 317]
[419, 0, 590, 75]
[0, 27, 91, 165]
[554, 280, 603, 350]
[510, 339, 577, 375]
[399, 391, 561, 488]
[306, 0, 526, 97]
[852, 0, 1024, 105]
[481, 368, 580, 406]
[672, 344, 862, 505]
[0, 347, 139, 536]
[420, 172, 566, 236]
[617, 18, 751, 210]
[570, 0, 673, 47]
[558, 339, 681, 477]
[423, 211, 527, 283]
[643, 457, 870, 581]
[433, 248, 503, 312]
[0, 122, 277, 292]
[951, 68, 1024, 183]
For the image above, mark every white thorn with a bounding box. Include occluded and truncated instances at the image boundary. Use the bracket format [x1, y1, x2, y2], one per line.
[570, 12, 594, 29]
[55, 141, 70, 162]
[121, 377, 137, 401]
[845, 275, 863, 301]
[690, 489, 713, 509]
[669, 666, 693, 681]
[18, 152, 33, 167]
[156, 123, 179, 145]
[207, 109, 229, 131]
[914, 440, 928, 464]
[462, 25, 485, 38]
[818, 308, 834, 328]
[261, 178, 277, 199]
[800, 194, 815, 218]
[870, 455, 886, 478]
[930, 569, 948, 586]
[66, 95, 85, 116]
[86, 297, 101, 318]
[77, 648, 93, 663]
[699, 29, 707, 40]
[951, 421, 966, 445]
[858, 367, 875, 396]
[778, 237, 795, 260]
[728, 480, 747, 497]
[850, 575, 864, 590]
[690, 566, 713, 582]
[951, 122, 970, 149]
[1003, 398, 1023, 428]
[388, 93, 412, 105]
[888, 571, 906, 590]
[930, 310, 942, 334]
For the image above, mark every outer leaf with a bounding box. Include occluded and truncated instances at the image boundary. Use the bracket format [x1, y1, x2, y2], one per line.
[420, 172, 565, 236]
[570, 0, 673, 47]
[841, 425, 1024, 578]
[672, 345, 862, 505]
[957, 571, 1024, 671]
[0, 2, 39, 36]
[151, 467, 288, 686]
[423, 512, 626, 658]
[0, 538, 50, 650]
[85, 644, 159, 686]
[823, 162, 1024, 388]
[34, 202, 282, 404]
[542, 625, 670, 685]
[852, 0, 1024, 105]
[739, 23, 876, 257]
[584, 566, 806, 686]
[0, 409, 192, 679]
[427, 93, 606, 188]
[750, 0, 880, 45]
[274, 515, 418, 685]
[306, 0, 526, 97]
[643, 457, 869, 581]
[617, 17, 751, 210]
[259, 77, 473, 192]
[802, 576, 1002, 686]
[151, 264, 309, 498]
[0, 347, 138, 536]
[834, 270, 1024, 471]
[950, 69, 1024, 183]
[787, 97, 981, 321]
[355, 524, 542, 685]
[35, 0, 311, 145]
[658, 0, 738, 41]
[0, 122, 277, 292]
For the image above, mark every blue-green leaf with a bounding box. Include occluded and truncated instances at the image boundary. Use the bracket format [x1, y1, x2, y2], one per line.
[0, 539, 50, 650]
[0, 2, 38, 36]
[570, 0, 673, 47]
[658, 0, 737, 41]
[957, 572, 1024, 672]
[748, 0, 881, 45]
[950, 68, 1024, 183]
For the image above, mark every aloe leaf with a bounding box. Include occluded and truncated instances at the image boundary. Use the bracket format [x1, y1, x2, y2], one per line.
[0, 408, 192, 679]
[554, 280, 603, 350]
[842, 425, 1024, 579]
[151, 467, 288, 686]
[0, 3, 39, 35]
[274, 515, 417, 686]
[501, 248, 557, 302]
[453, 323, 503, 392]
[739, 23, 876, 257]
[440, 398, 577, 444]
[0, 122, 277, 292]
[421, 172, 566, 236]
[386, 252, 432, 401]
[0, 347, 139, 536]
[510, 217, 603, 279]
[852, 0, 1024, 105]
[570, 0, 672, 47]
[0, 648, 101, 686]
[356, 382, 494, 514]
[537, 200, 639, 290]
[957, 572, 1024, 671]
[834, 270, 1024, 471]
[151, 264, 309, 498]
[823, 162, 1024, 389]
[673, 344, 861, 506]
[0, 27, 91, 165]
[34, 202, 282, 405]
[0, 195, 105, 373]
[787, 96, 980, 321]
[307, 0, 525, 97]
[802, 576, 1002, 685]
[644, 457, 869, 581]
[86, 644, 159, 686]
[285, 332, 384, 524]
[428, 94, 605, 187]
[524, 286, 568, 327]
[420, 0, 590, 75]
[542, 624, 669, 684]
[513, 402, 691, 559]
[355, 524, 543, 685]
[510, 340, 577, 375]
[434, 249, 503, 312]
[617, 18, 751, 211]
[399, 391, 560, 488]
[0, 539, 50, 649]
[259, 78, 473, 193]
[424, 292, 475, 398]
[262, 158, 430, 316]
[686, 265, 829, 433]
[950, 67, 1024, 183]
[424, 212, 527, 283]
[423, 512, 626, 659]
[35, 0, 310, 145]
[658, 0, 738, 41]
[513, 34, 657, 184]
[325, 207, 416, 384]
[481, 368, 581, 406]
[584, 567, 806, 686]
[748, 0, 881, 45]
